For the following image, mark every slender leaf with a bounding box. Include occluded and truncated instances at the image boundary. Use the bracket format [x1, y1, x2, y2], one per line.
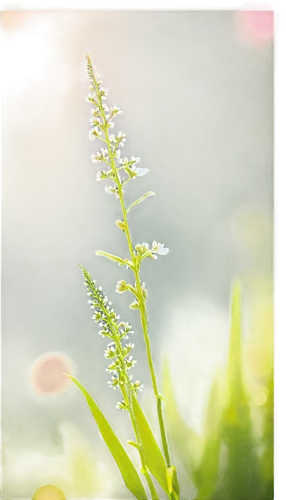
[162, 358, 203, 483]
[69, 376, 147, 500]
[126, 192, 155, 213]
[95, 250, 125, 266]
[193, 375, 223, 498]
[225, 279, 248, 424]
[132, 396, 169, 494]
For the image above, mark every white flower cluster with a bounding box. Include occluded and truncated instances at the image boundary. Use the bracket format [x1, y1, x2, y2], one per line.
[134, 241, 169, 260]
[79, 265, 144, 410]
[85, 52, 149, 198]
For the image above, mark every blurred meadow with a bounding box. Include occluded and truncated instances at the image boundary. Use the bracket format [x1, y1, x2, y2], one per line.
[1, 10, 273, 499]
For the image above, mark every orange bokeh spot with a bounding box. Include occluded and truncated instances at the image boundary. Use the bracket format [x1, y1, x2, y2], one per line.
[32, 484, 66, 500]
[29, 352, 74, 398]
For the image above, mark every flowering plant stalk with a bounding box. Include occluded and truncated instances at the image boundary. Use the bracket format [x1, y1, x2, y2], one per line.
[69, 54, 180, 500]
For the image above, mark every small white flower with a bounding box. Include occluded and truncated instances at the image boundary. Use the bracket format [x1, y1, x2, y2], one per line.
[130, 166, 149, 179]
[95, 172, 104, 182]
[115, 280, 127, 294]
[98, 328, 110, 338]
[88, 127, 102, 141]
[116, 401, 128, 411]
[104, 345, 116, 359]
[104, 186, 119, 198]
[90, 153, 102, 163]
[108, 121, 115, 129]
[152, 241, 169, 256]
[124, 356, 137, 370]
[117, 131, 126, 147]
[107, 377, 120, 390]
[95, 170, 113, 182]
[131, 156, 140, 165]
[90, 108, 99, 116]
[134, 167, 149, 177]
[134, 241, 150, 255]
[105, 360, 120, 374]
[114, 149, 121, 160]
[110, 106, 123, 118]
[91, 148, 109, 163]
[85, 94, 96, 103]
[118, 321, 134, 338]
[99, 87, 108, 97]
[109, 131, 126, 147]
[119, 156, 130, 167]
[101, 148, 109, 157]
[131, 380, 144, 392]
[125, 342, 135, 354]
[88, 116, 101, 126]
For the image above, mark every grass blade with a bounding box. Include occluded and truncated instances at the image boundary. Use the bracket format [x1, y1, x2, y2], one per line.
[224, 279, 249, 423]
[69, 375, 147, 500]
[162, 359, 203, 484]
[132, 396, 169, 494]
[193, 374, 223, 499]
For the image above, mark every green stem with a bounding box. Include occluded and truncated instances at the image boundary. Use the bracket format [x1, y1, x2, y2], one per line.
[88, 54, 159, 500]
[114, 338, 159, 500]
[99, 288, 159, 500]
[119, 197, 172, 467]
[88, 57, 174, 487]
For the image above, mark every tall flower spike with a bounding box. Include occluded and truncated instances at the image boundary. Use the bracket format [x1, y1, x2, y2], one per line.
[66, 55, 180, 500]
[85, 56, 151, 193]
[85, 55, 176, 491]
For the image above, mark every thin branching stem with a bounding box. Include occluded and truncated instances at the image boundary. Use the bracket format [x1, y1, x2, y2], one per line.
[88, 63, 160, 500]
[86, 53, 180, 497]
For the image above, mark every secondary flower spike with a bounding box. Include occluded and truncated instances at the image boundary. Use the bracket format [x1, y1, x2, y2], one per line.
[80, 264, 142, 397]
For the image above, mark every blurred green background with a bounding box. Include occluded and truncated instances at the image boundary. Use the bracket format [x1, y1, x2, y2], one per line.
[1, 10, 273, 499]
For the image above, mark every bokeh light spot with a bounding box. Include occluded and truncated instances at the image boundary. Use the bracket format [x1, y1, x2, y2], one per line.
[32, 484, 66, 500]
[254, 389, 268, 407]
[236, 11, 274, 45]
[31, 353, 72, 395]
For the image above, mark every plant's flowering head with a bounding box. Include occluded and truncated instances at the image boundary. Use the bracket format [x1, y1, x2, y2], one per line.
[80, 264, 142, 399]
[134, 241, 169, 263]
[85, 53, 148, 196]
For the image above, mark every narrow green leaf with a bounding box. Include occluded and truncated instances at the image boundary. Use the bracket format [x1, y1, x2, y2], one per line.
[195, 365, 224, 500]
[162, 358, 203, 485]
[204, 373, 224, 436]
[69, 376, 147, 500]
[95, 250, 125, 266]
[132, 396, 169, 494]
[95, 250, 133, 269]
[126, 192, 155, 213]
[225, 279, 249, 424]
